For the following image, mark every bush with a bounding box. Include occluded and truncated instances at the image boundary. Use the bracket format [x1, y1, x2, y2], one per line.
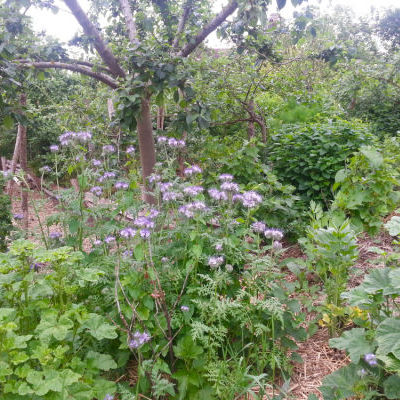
[268, 119, 374, 204]
[0, 174, 12, 251]
[332, 146, 400, 235]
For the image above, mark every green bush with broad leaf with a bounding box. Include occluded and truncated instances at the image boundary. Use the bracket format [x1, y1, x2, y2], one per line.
[0, 240, 119, 400]
[320, 265, 400, 400]
[268, 119, 374, 204]
[332, 146, 400, 235]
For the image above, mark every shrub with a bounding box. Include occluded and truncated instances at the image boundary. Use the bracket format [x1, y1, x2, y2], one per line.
[332, 146, 400, 235]
[268, 119, 374, 204]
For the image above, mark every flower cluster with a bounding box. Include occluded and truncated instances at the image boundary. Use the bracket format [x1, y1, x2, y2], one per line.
[120, 227, 136, 238]
[184, 165, 202, 176]
[129, 331, 151, 349]
[13, 213, 24, 220]
[102, 144, 115, 154]
[264, 229, 283, 240]
[98, 172, 116, 183]
[183, 185, 204, 196]
[242, 191, 262, 208]
[104, 235, 116, 244]
[49, 232, 62, 240]
[59, 131, 92, 146]
[92, 159, 102, 167]
[181, 305, 189, 312]
[50, 144, 59, 152]
[178, 201, 207, 218]
[251, 221, 266, 233]
[115, 181, 129, 190]
[364, 353, 378, 366]
[168, 138, 185, 148]
[126, 146, 135, 154]
[208, 256, 224, 268]
[208, 188, 228, 201]
[218, 174, 234, 182]
[220, 181, 239, 192]
[90, 186, 103, 196]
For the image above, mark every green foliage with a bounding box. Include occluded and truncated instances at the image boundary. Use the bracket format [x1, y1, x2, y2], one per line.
[321, 264, 400, 399]
[0, 175, 12, 251]
[269, 119, 374, 203]
[0, 240, 118, 399]
[332, 146, 400, 234]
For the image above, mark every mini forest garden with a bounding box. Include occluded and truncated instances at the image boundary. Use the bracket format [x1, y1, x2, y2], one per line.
[1, 0, 400, 399]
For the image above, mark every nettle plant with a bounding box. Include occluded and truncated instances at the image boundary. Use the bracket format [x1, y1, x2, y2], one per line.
[320, 266, 400, 400]
[41, 132, 308, 399]
[0, 240, 119, 399]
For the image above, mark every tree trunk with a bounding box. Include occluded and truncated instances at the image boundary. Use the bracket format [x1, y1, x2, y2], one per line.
[247, 99, 255, 140]
[137, 96, 156, 204]
[19, 120, 29, 230]
[157, 106, 165, 130]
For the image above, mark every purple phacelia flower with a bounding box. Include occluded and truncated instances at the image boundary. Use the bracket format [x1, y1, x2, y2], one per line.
[102, 144, 115, 154]
[184, 165, 202, 176]
[134, 216, 155, 229]
[218, 174, 234, 182]
[90, 186, 103, 196]
[13, 213, 24, 220]
[126, 146, 135, 154]
[93, 239, 102, 246]
[208, 188, 228, 201]
[183, 186, 204, 196]
[120, 227, 136, 238]
[208, 256, 224, 268]
[252, 221, 266, 233]
[264, 229, 283, 240]
[272, 241, 283, 250]
[220, 181, 239, 192]
[178, 201, 207, 218]
[157, 136, 168, 144]
[50, 144, 59, 152]
[115, 181, 129, 190]
[104, 395, 114, 400]
[364, 353, 378, 366]
[158, 182, 173, 192]
[49, 232, 62, 240]
[242, 191, 262, 208]
[104, 235, 116, 244]
[149, 208, 160, 218]
[181, 305, 189, 312]
[232, 194, 244, 203]
[148, 174, 161, 183]
[140, 229, 151, 239]
[59, 131, 76, 146]
[92, 159, 102, 167]
[41, 166, 52, 173]
[162, 191, 182, 202]
[76, 131, 92, 142]
[122, 250, 133, 258]
[215, 243, 223, 252]
[129, 331, 151, 349]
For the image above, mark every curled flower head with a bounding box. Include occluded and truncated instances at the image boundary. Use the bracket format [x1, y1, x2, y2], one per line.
[41, 165, 52, 173]
[219, 174, 234, 182]
[364, 353, 378, 366]
[92, 159, 102, 167]
[220, 181, 239, 192]
[161, 257, 169, 263]
[251, 221, 266, 233]
[215, 243, 223, 252]
[76, 131, 92, 142]
[232, 194, 244, 203]
[242, 191, 262, 208]
[134, 216, 155, 229]
[120, 227, 136, 238]
[178, 201, 207, 218]
[208, 188, 228, 202]
[59, 131, 76, 146]
[140, 229, 151, 239]
[104, 395, 114, 400]
[122, 250, 133, 258]
[102, 144, 115, 154]
[129, 331, 151, 349]
[168, 138, 178, 147]
[49, 232, 62, 240]
[264, 229, 284, 240]
[115, 181, 129, 190]
[149, 208, 160, 218]
[93, 239, 102, 246]
[104, 235, 116, 244]
[157, 136, 168, 144]
[272, 241, 283, 250]
[126, 146, 135, 154]
[148, 174, 161, 184]
[90, 186, 103, 196]
[226, 264, 233, 272]
[50, 144, 59, 152]
[183, 165, 202, 176]
[158, 182, 173, 193]
[13, 213, 24, 220]
[183, 185, 204, 196]
[162, 191, 182, 202]
[208, 256, 224, 269]
[181, 305, 189, 312]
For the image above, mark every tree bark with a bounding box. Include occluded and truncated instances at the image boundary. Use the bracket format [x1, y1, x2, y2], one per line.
[157, 106, 165, 130]
[137, 96, 156, 204]
[19, 115, 29, 230]
[247, 100, 255, 140]
[118, 0, 138, 44]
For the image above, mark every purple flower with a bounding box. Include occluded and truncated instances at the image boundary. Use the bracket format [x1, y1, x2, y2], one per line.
[92, 159, 102, 167]
[49, 232, 62, 240]
[208, 256, 224, 268]
[158, 182, 173, 192]
[178, 201, 207, 218]
[134, 216, 155, 229]
[161, 257, 169, 263]
[75, 155, 85, 162]
[183, 185, 204, 196]
[162, 191, 182, 202]
[232, 194, 244, 203]
[104, 395, 114, 400]
[183, 165, 202, 176]
[76, 131, 92, 142]
[149, 208, 160, 218]
[148, 174, 161, 183]
[120, 227, 136, 238]
[115, 181, 129, 190]
[122, 250, 133, 258]
[364, 353, 378, 366]
[242, 191, 262, 208]
[181, 305, 189, 312]
[102, 144, 115, 154]
[252, 221, 266, 233]
[126, 146, 135, 154]
[104, 235, 116, 244]
[215, 243, 223, 252]
[59, 131, 76, 146]
[220, 181, 239, 192]
[90, 186, 103, 196]
[157, 136, 168, 144]
[208, 188, 228, 201]
[50, 145, 59, 152]
[176, 139, 185, 148]
[129, 331, 151, 349]
[264, 229, 283, 240]
[226, 264, 233, 272]
[272, 241, 283, 250]
[13, 213, 24, 220]
[93, 239, 102, 246]
[219, 174, 234, 182]
[41, 166, 52, 173]
[140, 229, 151, 239]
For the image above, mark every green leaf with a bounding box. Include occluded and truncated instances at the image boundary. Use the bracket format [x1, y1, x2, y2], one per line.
[3, 115, 14, 129]
[383, 375, 400, 399]
[360, 147, 383, 168]
[385, 216, 400, 237]
[335, 169, 348, 184]
[320, 364, 360, 400]
[329, 328, 373, 363]
[84, 314, 118, 340]
[376, 318, 400, 358]
[86, 351, 117, 371]
[363, 268, 398, 295]
[173, 335, 203, 360]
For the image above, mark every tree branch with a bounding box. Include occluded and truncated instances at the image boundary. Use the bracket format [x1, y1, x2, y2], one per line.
[172, 0, 193, 49]
[15, 61, 118, 89]
[179, 0, 238, 57]
[71, 60, 113, 75]
[118, 0, 139, 45]
[63, 0, 126, 78]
